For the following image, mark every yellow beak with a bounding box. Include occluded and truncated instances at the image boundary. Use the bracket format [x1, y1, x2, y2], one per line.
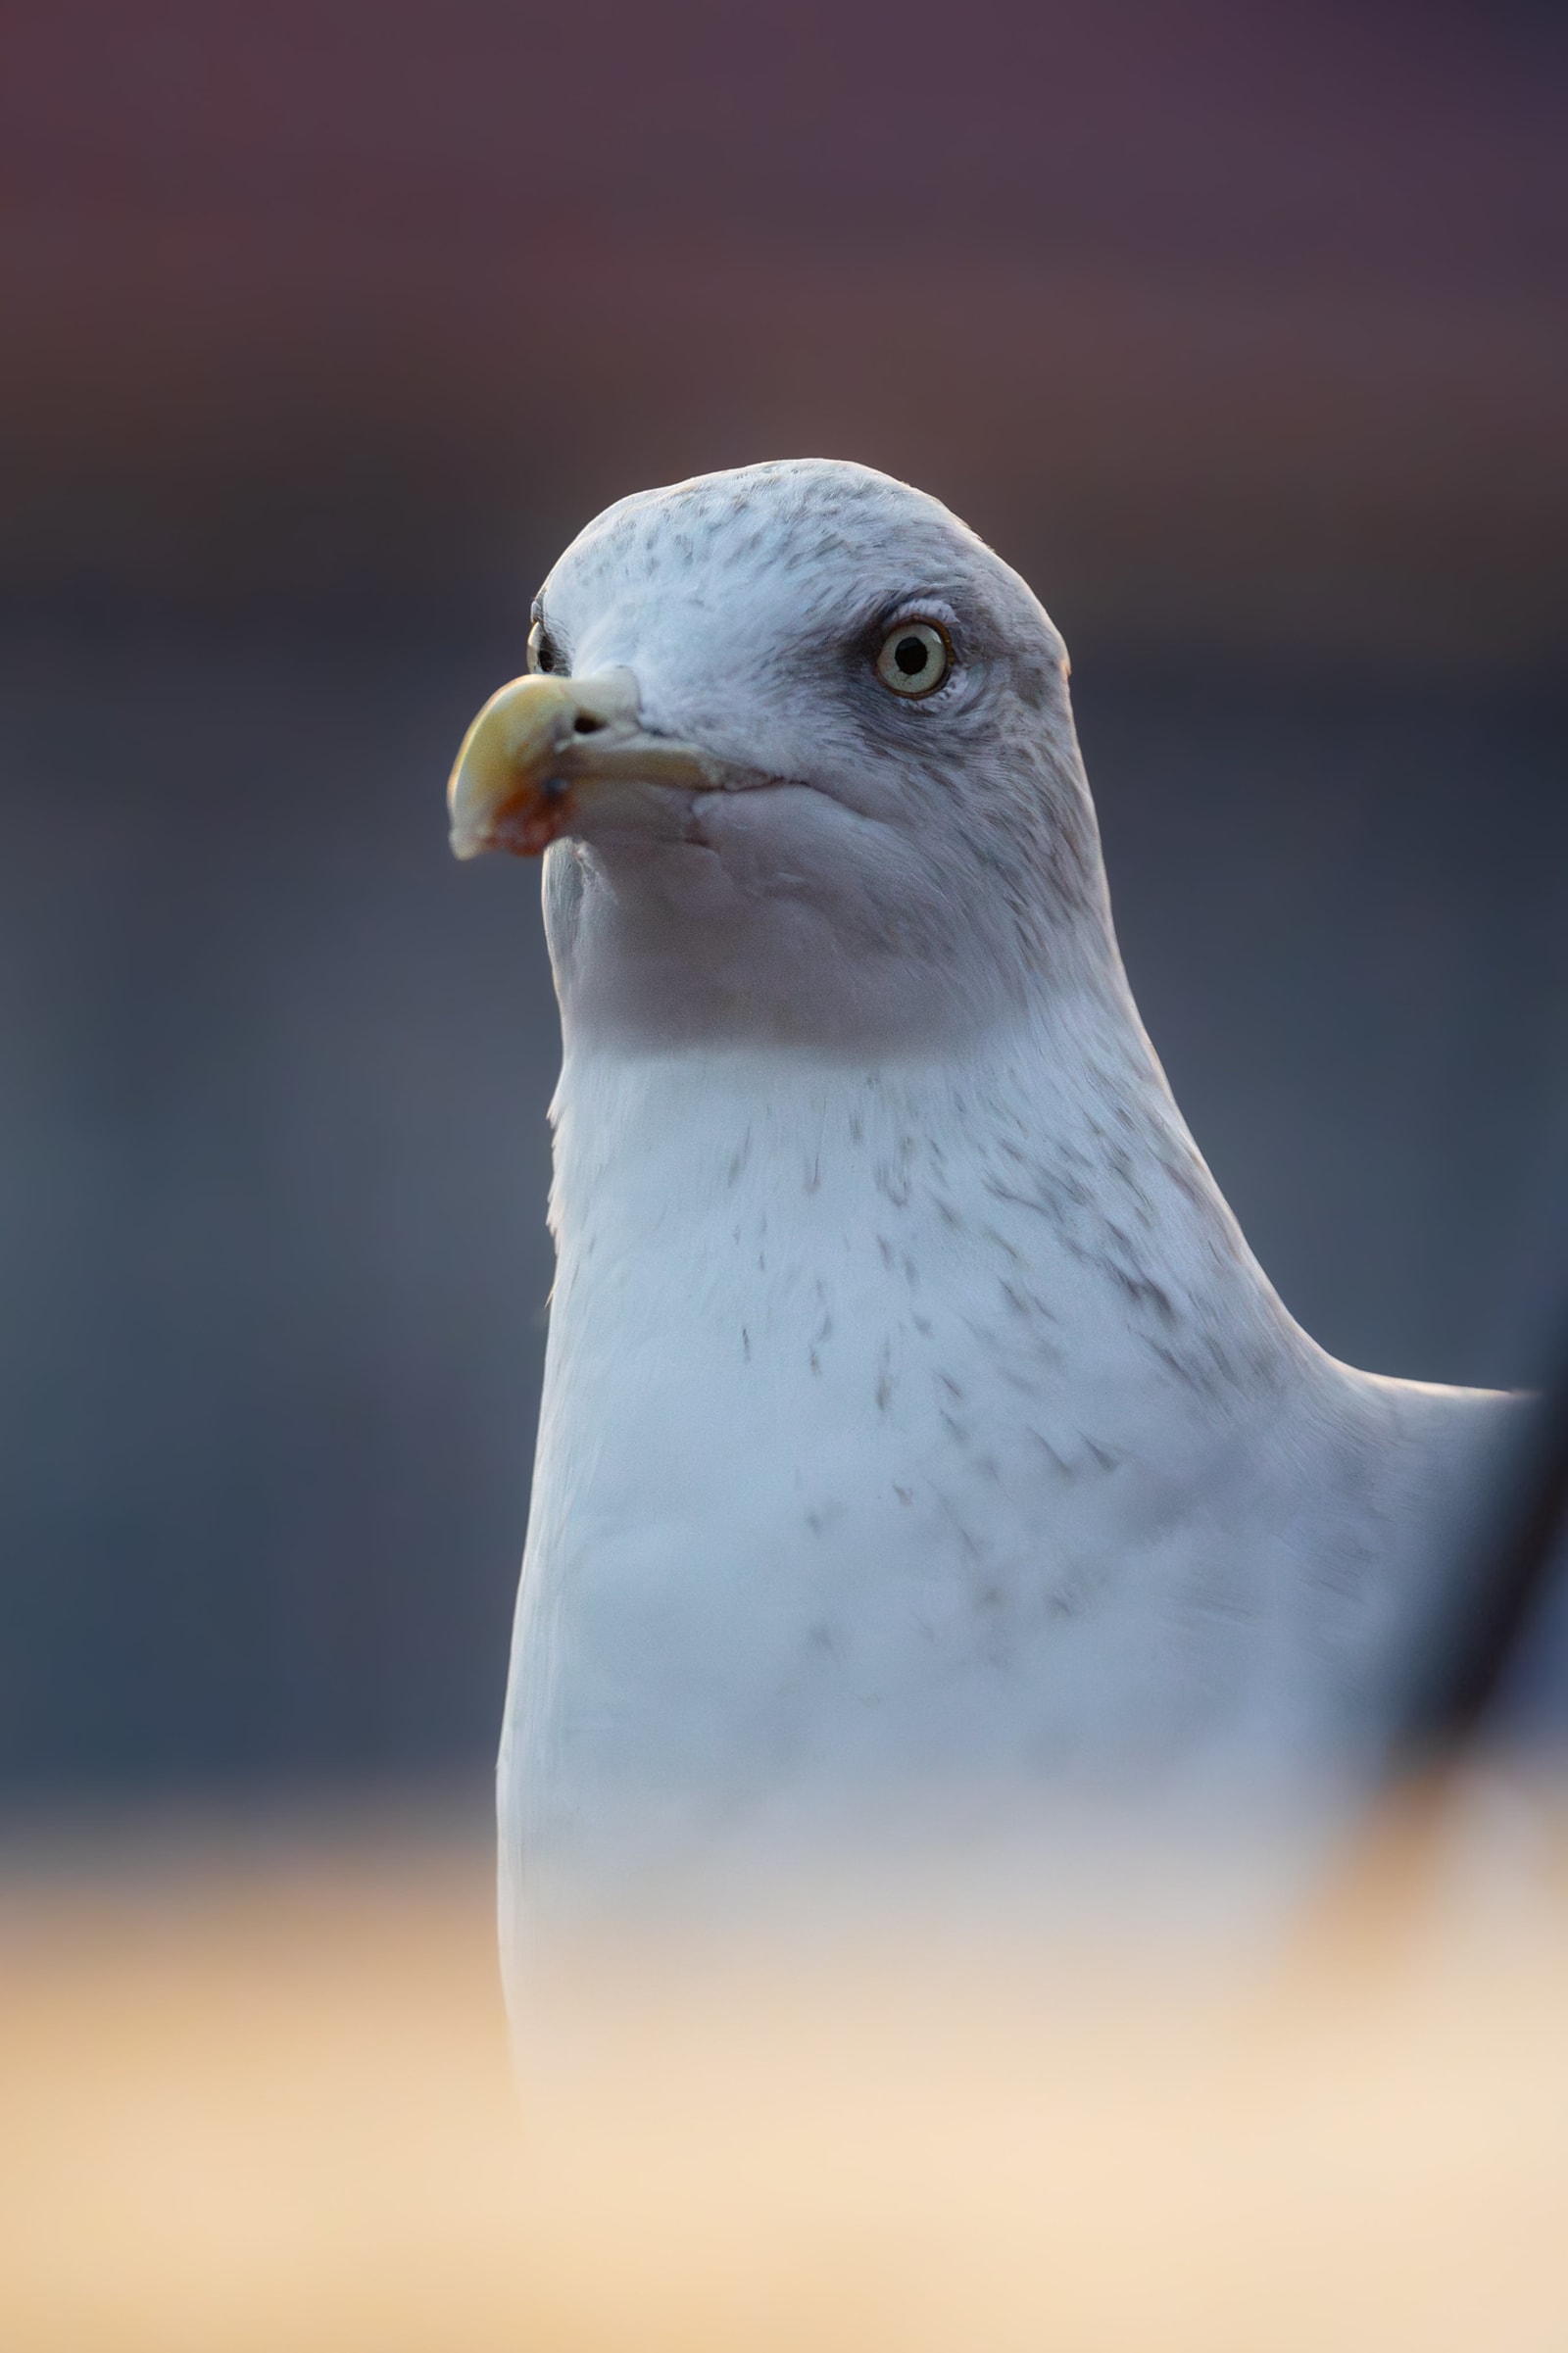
[446, 670, 723, 859]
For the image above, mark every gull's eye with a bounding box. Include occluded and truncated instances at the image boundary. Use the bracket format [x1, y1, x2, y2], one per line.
[874, 618, 951, 699]
[527, 615, 564, 675]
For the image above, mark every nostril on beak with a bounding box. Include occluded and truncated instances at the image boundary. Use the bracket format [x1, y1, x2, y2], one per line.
[572, 713, 606, 735]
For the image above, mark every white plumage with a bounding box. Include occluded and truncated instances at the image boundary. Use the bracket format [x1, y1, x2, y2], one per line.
[446, 460, 1515, 1971]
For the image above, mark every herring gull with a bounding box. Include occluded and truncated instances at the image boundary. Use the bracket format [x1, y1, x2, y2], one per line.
[444, 460, 1518, 1959]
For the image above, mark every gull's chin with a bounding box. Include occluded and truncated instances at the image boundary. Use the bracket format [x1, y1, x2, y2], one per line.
[559, 779, 707, 845]
[563, 774, 832, 861]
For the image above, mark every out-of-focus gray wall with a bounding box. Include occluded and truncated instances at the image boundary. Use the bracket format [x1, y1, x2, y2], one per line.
[4, 615, 1564, 1792]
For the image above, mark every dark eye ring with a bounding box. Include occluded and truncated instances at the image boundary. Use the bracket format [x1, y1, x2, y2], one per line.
[874, 618, 952, 699]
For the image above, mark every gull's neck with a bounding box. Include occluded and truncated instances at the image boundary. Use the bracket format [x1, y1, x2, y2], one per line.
[546, 984, 1313, 1426]
[509, 988, 1343, 1932]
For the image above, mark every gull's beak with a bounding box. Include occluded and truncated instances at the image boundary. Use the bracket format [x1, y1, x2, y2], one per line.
[447, 668, 723, 859]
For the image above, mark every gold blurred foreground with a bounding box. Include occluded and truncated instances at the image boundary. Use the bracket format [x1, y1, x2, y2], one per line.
[3, 1789, 1567, 2353]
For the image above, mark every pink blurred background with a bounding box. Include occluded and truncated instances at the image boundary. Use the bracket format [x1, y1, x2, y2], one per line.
[3, 0, 1564, 651]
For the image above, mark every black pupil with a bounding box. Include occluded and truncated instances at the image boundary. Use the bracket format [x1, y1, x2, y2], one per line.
[894, 633, 930, 676]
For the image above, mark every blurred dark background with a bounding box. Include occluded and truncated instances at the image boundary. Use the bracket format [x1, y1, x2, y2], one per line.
[2, 0, 1564, 1799]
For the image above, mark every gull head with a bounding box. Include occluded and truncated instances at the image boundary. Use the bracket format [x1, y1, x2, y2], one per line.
[448, 460, 1116, 1054]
